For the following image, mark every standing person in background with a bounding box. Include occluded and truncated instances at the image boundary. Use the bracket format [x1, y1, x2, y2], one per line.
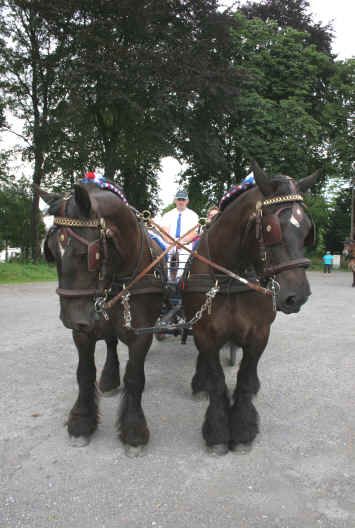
[322, 251, 334, 273]
[161, 190, 199, 280]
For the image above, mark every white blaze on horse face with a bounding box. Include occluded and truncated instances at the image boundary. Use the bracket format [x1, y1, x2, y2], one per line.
[290, 215, 300, 228]
[58, 240, 65, 258]
[290, 206, 303, 228]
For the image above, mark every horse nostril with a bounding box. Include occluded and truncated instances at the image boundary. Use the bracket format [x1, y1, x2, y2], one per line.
[76, 322, 90, 331]
[285, 294, 297, 306]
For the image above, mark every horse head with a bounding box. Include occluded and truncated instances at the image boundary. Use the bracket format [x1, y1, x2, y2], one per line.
[39, 182, 140, 332]
[252, 161, 320, 314]
[342, 239, 355, 258]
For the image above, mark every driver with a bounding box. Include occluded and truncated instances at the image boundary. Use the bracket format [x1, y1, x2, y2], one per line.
[161, 190, 199, 280]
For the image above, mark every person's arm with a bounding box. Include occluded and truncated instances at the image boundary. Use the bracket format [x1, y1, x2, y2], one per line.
[180, 229, 198, 245]
[180, 211, 199, 244]
[160, 212, 173, 243]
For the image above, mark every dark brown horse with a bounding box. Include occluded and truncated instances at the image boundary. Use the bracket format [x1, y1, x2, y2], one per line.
[40, 182, 164, 455]
[343, 240, 355, 286]
[182, 163, 318, 455]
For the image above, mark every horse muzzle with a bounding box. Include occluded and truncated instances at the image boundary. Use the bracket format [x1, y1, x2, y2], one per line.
[275, 269, 311, 314]
[277, 290, 311, 314]
[59, 298, 97, 333]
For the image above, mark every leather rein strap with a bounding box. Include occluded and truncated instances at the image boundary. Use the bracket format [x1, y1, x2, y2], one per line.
[102, 223, 200, 310]
[148, 218, 273, 297]
[52, 191, 311, 305]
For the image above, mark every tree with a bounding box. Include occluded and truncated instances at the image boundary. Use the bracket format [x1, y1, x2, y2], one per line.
[0, 174, 44, 258]
[182, 11, 354, 232]
[0, 0, 66, 260]
[324, 185, 352, 253]
[240, 0, 333, 54]
[26, 0, 239, 213]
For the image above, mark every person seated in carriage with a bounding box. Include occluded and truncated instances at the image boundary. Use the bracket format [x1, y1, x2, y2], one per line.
[160, 189, 199, 281]
[191, 204, 220, 250]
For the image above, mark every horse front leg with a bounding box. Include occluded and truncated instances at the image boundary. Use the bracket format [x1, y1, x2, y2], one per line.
[67, 330, 98, 445]
[191, 350, 209, 398]
[194, 331, 230, 455]
[229, 328, 269, 451]
[99, 336, 120, 395]
[117, 334, 152, 457]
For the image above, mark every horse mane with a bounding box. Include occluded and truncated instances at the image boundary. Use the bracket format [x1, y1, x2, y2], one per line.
[47, 178, 128, 218]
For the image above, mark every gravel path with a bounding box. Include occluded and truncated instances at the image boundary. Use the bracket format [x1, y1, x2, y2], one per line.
[1, 272, 354, 528]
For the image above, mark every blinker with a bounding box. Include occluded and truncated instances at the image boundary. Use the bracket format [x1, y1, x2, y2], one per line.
[262, 215, 282, 246]
[88, 240, 101, 272]
[58, 228, 69, 248]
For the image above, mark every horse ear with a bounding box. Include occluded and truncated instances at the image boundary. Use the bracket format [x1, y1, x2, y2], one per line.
[251, 160, 273, 196]
[35, 185, 63, 207]
[298, 169, 321, 193]
[74, 184, 91, 216]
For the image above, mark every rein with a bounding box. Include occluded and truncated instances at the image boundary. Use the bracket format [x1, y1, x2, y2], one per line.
[49, 186, 313, 326]
[148, 218, 272, 297]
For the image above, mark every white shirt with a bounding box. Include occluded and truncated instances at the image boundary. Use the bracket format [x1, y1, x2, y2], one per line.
[161, 207, 199, 240]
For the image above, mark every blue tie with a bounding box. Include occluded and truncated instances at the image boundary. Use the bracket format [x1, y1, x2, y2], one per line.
[175, 213, 182, 239]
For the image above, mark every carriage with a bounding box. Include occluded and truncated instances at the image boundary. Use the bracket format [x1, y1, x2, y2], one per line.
[39, 163, 318, 456]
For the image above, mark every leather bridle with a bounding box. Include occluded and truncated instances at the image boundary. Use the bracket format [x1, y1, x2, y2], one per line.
[46, 193, 147, 302]
[254, 193, 314, 279]
[51, 214, 111, 299]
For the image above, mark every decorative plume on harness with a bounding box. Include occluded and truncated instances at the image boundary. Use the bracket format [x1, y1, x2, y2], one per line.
[219, 173, 256, 211]
[81, 171, 128, 204]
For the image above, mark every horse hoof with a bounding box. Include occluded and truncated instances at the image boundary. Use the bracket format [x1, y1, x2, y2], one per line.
[231, 443, 253, 454]
[125, 445, 146, 458]
[69, 435, 90, 448]
[207, 444, 229, 456]
[100, 387, 120, 398]
[192, 391, 209, 401]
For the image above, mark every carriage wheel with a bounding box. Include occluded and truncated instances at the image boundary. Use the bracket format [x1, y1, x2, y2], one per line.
[155, 333, 167, 342]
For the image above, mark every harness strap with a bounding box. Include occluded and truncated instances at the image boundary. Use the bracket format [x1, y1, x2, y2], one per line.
[149, 218, 272, 297]
[180, 273, 259, 295]
[56, 288, 102, 298]
[103, 223, 199, 310]
[262, 258, 311, 277]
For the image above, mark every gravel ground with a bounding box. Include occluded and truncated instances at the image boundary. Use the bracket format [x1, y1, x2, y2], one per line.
[1, 271, 354, 528]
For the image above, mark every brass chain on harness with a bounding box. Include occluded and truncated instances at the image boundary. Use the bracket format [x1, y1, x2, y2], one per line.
[185, 281, 220, 327]
[121, 286, 132, 329]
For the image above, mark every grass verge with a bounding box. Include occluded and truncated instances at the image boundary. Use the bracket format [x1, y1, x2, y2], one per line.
[0, 261, 57, 284]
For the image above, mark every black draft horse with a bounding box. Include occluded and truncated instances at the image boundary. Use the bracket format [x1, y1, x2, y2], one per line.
[343, 240, 355, 287]
[40, 182, 164, 456]
[182, 162, 319, 455]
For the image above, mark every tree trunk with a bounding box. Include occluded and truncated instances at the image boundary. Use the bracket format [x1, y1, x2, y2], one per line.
[30, 177, 41, 261]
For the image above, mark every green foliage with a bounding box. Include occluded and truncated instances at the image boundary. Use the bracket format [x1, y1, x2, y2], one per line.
[324, 186, 352, 252]
[0, 261, 56, 283]
[23, 0, 237, 212]
[0, 0, 353, 249]
[240, 0, 333, 54]
[0, 175, 45, 256]
[182, 10, 354, 222]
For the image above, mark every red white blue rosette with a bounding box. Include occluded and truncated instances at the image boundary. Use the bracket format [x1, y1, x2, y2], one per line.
[81, 171, 128, 204]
